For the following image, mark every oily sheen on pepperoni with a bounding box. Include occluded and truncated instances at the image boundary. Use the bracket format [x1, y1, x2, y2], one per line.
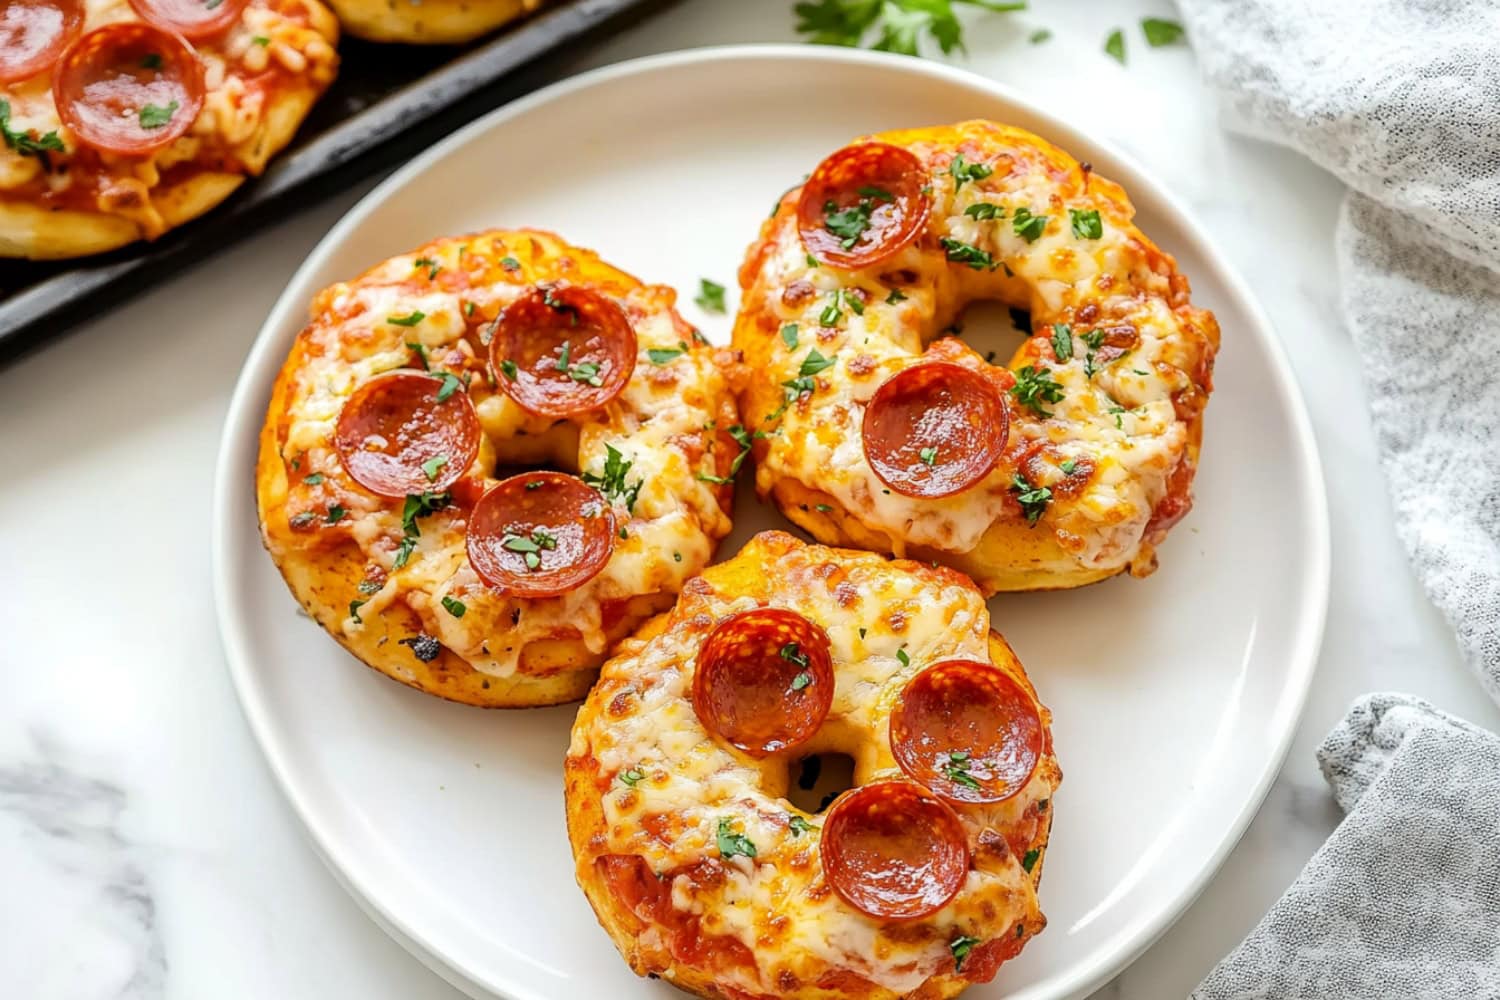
[465, 471, 616, 598]
[890, 660, 1044, 805]
[53, 23, 204, 156]
[820, 781, 970, 921]
[490, 284, 637, 418]
[692, 608, 834, 757]
[128, 0, 249, 41]
[862, 361, 1008, 498]
[332, 371, 479, 498]
[796, 142, 930, 270]
[0, 0, 83, 83]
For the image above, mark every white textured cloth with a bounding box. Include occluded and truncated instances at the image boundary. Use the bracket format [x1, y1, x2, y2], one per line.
[1191, 694, 1500, 998]
[1176, 0, 1500, 698]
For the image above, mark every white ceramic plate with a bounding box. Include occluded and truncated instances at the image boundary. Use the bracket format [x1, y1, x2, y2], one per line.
[214, 45, 1329, 1000]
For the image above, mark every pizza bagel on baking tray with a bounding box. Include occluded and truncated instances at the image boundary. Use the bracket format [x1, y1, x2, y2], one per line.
[257, 229, 740, 707]
[327, 0, 542, 43]
[566, 531, 1059, 999]
[0, 0, 338, 259]
[734, 120, 1220, 594]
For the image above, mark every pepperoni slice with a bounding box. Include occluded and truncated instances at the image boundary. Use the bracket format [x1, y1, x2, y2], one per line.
[0, 0, 83, 83]
[820, 781, 970, 920]
[128, 0, 248, 40]
[797, 143, 931, 269]
[53, 24, 204, 157]
[862, 362, 1008, 498]
[332, 371, 480, 499]
[692, 608, 834, 757]
[890, 660, 1044, 805]
[466, 472, 616, 598]
[489, 284, 637, 418]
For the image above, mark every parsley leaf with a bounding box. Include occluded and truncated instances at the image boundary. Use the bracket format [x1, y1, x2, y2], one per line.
[1012, 473, 1052, 525]
[1010, 365, 1065, 417]
[582, 443, 643, 513]
[499, 255, 521, 270]
[647, 343, 688, 365]
[940, 236, 998, 271]
[303, 472, 325, 485]
[716, 817, 757, 860]
[942, 749, 981, 789]
[326, 505, 347, 524]
[1050, 323, 1073, 361]
[781, 323, 800, 350]
[413, 257, 441, 280]
[794, 0, 1027, 56]
[406, 341, 429, 370]
[788, 814, 816, 835]
[141, 53, 162, 70]
[790, 671, 813, 691]
[696, 278, 727, 313]
[1021, 847, 1041, 872]
[138, 101, 178, 129]
[1012, 206, 1048, 242]
[896, 647, 910, 667]
[823, 187, 892, 248]
[251, 34, 270, 46]
[780, 642, 810, 668]
[393, 491, 450, 569]
[919, 445, 939, 466]
[421, 455, 448, 482]
[349, 599, 366, 623]
[963, 202, 1004, 221]
[432, 371, 464, 402]
[950, 934, 981, 971]
[498, 359, 519, 381]
[388, 311, 425, 327]
[619, 767, 645, 787]
[885, 288, 908, 305]
[1141, 17, 1185, 47]
[440, 595, 466, 618]
[799, 348, 836, 377]
[1029, 27, 1051, 44]
[949, 152, 993, 191]
[1104, 27, 1126, 64]
[1069, 208, 1103, 239]
[0, 99, 65, 159]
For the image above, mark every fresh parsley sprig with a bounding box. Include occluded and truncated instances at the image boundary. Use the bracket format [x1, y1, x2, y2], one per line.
[794, 0, 1028, 57]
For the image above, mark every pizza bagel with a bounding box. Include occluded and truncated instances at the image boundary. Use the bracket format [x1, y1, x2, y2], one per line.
[566, 530, 1059, 1000]
[734, 121, 1220, 593]
[0, 0, 338, 259]
[326, 0, 542, 43]
[257, 229, 741, 707]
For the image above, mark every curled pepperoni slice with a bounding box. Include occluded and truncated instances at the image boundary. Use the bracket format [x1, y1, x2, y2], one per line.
[332, 371, 480, 498]
[0, 0, 83, 83]
[128, 0, 247, 40]
[692, 608, 834, 757]
[862, 362, 1008, 498]
[797, 143, 931, 269]
[466, 472, 616, 598]
[890, 660, 1043, 805]
[53, 24, 204, 156]
[820, 781, 970, 920]
[489, 284, 637, 418]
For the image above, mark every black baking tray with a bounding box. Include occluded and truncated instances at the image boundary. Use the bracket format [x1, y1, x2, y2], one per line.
[0, 0, 668, 366]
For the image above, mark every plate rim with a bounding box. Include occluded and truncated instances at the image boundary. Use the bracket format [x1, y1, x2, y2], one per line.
[212, 42, 1331, 1000]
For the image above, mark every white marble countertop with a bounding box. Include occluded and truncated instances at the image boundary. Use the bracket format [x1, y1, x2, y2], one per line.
[5, 1, 1498, 997]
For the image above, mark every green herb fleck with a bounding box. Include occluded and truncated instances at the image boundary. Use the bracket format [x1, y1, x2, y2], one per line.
[141, 53, 162, 70]
[1029, 28, 1051, 44]
[1141, 17, 1185, 47]
[885, 288, 907, 305]
[919, 446, 938, 466]
[1012, 206, 1048, 242]
[942, 749, 982, 789]
[388, 311, 425, 327]
[1050, 323, 1073, 362]
[421, 455, 448, 481]
[441, 595, 466, 618]
[1012, 473, 1052, 525]
[1105, 27, 1126, 63]
[950, 934, 981, 971]
[716, 817, 757, 860]
[780, 323, 800, 349]
[0, 100, 64, 160]
[940, 236, 998, 271]
[582, 443, 643, 513]
[1069, 208, 1103, 239]
[1009, 365, 1064, 417]
[896, 647, 910, 667]
[620, 767, 645, 787]
[137, 101, 178, 130]
[647, 343, 688, 365]
[303, 472, 325, 485]
[326, 505, 347, 524]
[696, 279, 727, 313]
[349, 599, 366, 623]
[1021, 848, 1041, 872]
[788, 814, 816, 835]
[949, 152, 993, 191]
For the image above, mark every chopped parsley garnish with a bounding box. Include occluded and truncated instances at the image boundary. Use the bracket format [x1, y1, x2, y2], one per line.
[822, 187, 891, 249]
[940, 236, 998, 271]
[647, 342, 688, 365]
[325, 505, 347, 524]
[1009, 365, 1065, 417]
[1141, 17, 1185, 47]
[942, 750, 982, 789]
[697, 471, 733, 485]
[819, 289, 849, 326]
[137, 101, 178, 130]
[858, 627, 867, 639]
[251, 34, 270, 46]
[501, 529, 558, 571]
[790, 671, 813, 691]
[553, 340, 604, 387]
[1069, 208, 1103, 239]
[1012, 206, 1048, 242]
[963, 202, 1003, 221]
[779, 323, 801, 350]
[1021, 847, 1041, 872]
[919, 446, 938, 466]
[1105, 27, 1126, 64]
[582, 443, 643, 513]
[815, 503, 834, 512]
[1080, 328, 1107, 378]
[794, 0, 1026, 56]
[0, 99, 64, 159]
[440, 595, 466, 618]
[673, 551, 682, 562]
[780, 642, 809, 668]
[289, 512, 317, 528]
[141, 54, 162, 70]
[949, 152, 993, 191]
[348, 599, 366, 623]
[950, 934, 981, 971]
[1050, 323, 1073, 361]
[498, 359, 519, 381]
[895, 647, 910, 667]
[788, 814, 816, 835]
[696, 278, 727, 313]
[388, 310, 425, 327]
[421, 455, 448, 481]
[406, 341, 429, 370]
[1059, 459, 1078, 475]
[1029, 27, 1052, 44]
[500, 255, 521, 270]
[1109, 404, 1127, 429]
[715, 818, 757, 860]
[619, 767, 645, 787]
[724, 422, 754, 477]
[303, 472, 325, 485]
[432, 371, 464, 402]
[393, 491, 450, 569]
[885, 288, 907, 304]
[357, 578, 382, 595]
[541, 285, 579, 323]
[799, 348, 837, 377]
[413, 257, 441, 279]
[1012, 473, 1052, 525]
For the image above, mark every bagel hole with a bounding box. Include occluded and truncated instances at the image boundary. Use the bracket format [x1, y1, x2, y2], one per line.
[786, 752, 857, 814]
[944, 300, 1031, 367]
[489, 423, 581, 480]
